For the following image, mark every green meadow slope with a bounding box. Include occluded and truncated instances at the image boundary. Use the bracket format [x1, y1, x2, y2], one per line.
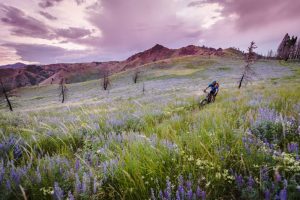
[0, 57, 299, 200]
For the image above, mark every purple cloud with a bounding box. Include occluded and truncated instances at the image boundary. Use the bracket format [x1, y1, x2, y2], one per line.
[0, 4, 54, 39]
[4, 43, 90, 64]
[75, 0, 85, 5]
[38, 0, 63, 8]
[55, 27, 92, 39]
[39, 11, 57, 20]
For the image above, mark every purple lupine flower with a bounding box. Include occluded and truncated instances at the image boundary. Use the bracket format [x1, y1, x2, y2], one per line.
[165, 177, 172, 200]
[283, 179, 288, 188]
[248, 176, 255, 188]
[264, 189, 271, 200]
[271, 183, 275, 191]
[75, 173, 82, 194]
[10, 168, 20, 185]
[186, 180, 192, 190]
[235, 174, 243, 188]
[260, 166, 268, 181]
[36, 167, 41, 183]
[82, 172, 90, 193]
[255, 108, 279, 124]
[201, 190, 206, 200]
[196, 186, 202, 198]
[242, 137, 251, 154]
[279, 188, 287, 200]
[53, 182, 64, 200]
[275, 171, 281, 182]
[178, 183, 185, 199]
[13, 145, 22, 159]
[6, 179, 11, 191]
[159, 190, 163, 199]
[93, 177, 98, 194]
[75, 159, 80, 171]
[287, 142, 299, 153]
[175, 190, 180, 200]
[186, 189, 193, 200]
[68, 191, 75, 200]
[0, 160, 4, 184]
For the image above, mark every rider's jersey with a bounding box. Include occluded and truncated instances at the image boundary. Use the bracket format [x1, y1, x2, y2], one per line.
[208, 83, 219, 93]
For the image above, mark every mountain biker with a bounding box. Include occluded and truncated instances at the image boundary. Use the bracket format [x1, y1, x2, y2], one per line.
[204, 80, 219, 102]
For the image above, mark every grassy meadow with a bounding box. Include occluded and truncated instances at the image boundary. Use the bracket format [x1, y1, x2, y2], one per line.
[0, 56, 299, 200]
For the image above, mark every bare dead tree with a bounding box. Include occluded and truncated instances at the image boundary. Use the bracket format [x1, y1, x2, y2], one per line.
[102, 71, 110, 91]
[142, 82, 145, 94]
[59, 78, 68, 103]
[238, 41, 257, 89]
[0, 79, 13, 111]
[133, 70, 140, 84]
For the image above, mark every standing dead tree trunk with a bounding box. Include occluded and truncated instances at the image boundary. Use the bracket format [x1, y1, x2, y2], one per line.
[133, 70, 140, 84]
[142, 82, 145, 94]
[59, 78, 67, 103]
[102, 70, 110, 91]
[0, 79, 13, 111]
[238, 41, 257, 89]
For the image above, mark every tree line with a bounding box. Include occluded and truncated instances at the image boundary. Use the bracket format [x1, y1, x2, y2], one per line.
[276, 33, 300, 61]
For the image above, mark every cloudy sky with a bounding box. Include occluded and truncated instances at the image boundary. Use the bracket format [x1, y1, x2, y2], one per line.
[0, 0, 299, 65]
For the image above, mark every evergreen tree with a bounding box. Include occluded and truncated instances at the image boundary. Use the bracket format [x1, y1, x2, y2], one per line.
[277, 33, 298, 61]
[295, 40, 300, 60]
[277, 33, 290, 59]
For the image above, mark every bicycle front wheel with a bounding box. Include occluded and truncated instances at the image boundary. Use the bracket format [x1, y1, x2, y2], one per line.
[200, 99, 208, 106]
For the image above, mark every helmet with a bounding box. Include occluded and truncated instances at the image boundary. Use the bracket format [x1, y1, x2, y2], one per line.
[212, 80, 217, 85]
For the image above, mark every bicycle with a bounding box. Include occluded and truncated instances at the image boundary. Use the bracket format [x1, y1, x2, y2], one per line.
[199, 90, 215, 107]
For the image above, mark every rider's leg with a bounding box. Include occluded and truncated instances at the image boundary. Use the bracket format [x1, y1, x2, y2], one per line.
[209, 91, 214, 102]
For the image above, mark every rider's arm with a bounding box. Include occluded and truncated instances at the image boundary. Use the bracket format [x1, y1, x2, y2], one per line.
[204, 86, 210, 92]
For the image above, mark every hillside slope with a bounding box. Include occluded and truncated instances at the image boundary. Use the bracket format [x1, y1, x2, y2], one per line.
[0, 44, 238, 89]
[0, 59, 299, 199]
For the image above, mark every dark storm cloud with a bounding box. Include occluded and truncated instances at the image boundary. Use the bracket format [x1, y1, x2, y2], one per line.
[4, 43, 86, 64]
[0, 4, 54, 39]
[75, 0, 86, 5]
[39, 11, 57, 20]
[39, 0, 86, 8]
[4, 43, 68, 63]
[38, 0, 64, 8]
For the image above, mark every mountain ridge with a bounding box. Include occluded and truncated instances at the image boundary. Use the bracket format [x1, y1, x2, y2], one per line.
[0, 44, 242, 90]
[0, 62, 26, 69]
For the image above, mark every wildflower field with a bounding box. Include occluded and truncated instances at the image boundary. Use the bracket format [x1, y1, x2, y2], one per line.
[0, 57, 299, 199]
